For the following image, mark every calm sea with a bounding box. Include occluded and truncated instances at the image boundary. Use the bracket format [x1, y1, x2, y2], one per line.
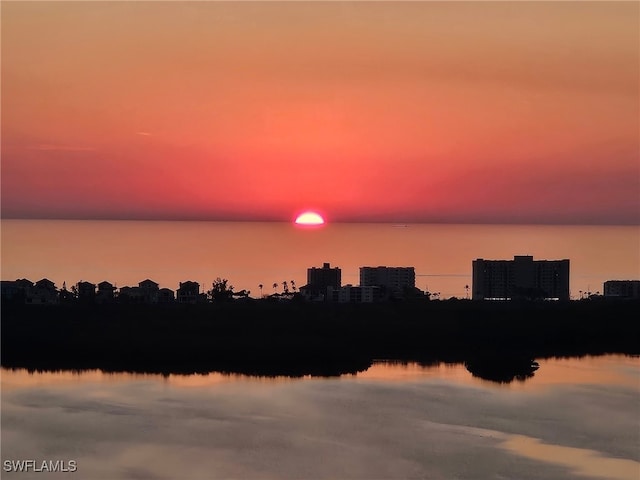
[1, 355, 638, 479]
[1, 220, 638, 298]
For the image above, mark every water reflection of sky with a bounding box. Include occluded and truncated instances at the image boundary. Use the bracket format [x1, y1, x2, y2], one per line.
[4, 355, 636, 391]
[355, 355, 640, 390]
[1, 355, 638, 480]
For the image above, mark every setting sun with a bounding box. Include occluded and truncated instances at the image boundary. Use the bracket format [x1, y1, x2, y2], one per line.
[294, 212, 325, 226]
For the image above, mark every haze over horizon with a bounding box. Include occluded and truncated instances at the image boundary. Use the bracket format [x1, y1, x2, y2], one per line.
[2, 1, 638, 225]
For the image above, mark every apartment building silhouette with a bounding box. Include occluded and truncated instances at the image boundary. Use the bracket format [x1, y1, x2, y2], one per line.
[472, 255, 569, 300]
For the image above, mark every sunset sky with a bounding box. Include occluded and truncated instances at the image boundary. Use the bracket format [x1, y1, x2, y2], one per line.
[2, 1, 638, 224]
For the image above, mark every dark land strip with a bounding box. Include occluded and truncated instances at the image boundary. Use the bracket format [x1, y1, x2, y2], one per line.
[2, 299, 638, 382]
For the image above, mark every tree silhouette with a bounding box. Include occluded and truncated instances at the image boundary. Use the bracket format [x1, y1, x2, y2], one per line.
[209, 277, 234, 302]
[291, 280, 296, 292]
[282, 281, 289, 294]
[272, 282, 278, 294]
[258, 284, 263, 298]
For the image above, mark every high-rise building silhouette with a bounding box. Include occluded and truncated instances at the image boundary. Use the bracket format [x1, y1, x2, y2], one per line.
[360, 266, 415, 294]
[307, 262, 341, 290]
[300, 262, 341, 300]
[472, 255, 569, 300]
[604, 280, 640, 298]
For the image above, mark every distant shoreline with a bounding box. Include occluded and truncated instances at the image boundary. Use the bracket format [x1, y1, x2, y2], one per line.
[2, 300, 638, 381]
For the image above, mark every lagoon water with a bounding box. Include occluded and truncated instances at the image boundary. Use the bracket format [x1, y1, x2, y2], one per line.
[1, 355, 638, 480]
[1, 220, 639, 298]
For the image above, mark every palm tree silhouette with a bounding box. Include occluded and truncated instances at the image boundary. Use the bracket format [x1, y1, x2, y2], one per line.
[258, 284, 263, 298]
[272, 283, 278, 294]
[282, 281, 289, 294]
[291, 280, 296, 293]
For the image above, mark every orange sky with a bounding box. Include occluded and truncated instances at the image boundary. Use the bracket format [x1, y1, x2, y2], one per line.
[2, 1, 638, 224]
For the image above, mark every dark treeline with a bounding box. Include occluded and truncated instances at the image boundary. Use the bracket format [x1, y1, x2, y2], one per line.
[1, 299, 638, 382]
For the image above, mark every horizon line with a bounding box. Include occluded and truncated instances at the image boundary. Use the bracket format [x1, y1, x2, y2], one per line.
[1, 215, 638, 227]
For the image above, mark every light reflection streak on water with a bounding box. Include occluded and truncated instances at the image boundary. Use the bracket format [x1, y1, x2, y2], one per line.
[501, 435, 640, 480]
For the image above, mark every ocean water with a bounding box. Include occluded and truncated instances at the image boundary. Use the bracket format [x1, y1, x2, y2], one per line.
[1, 220, 638, 298]
[1, 355, 638, 480]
